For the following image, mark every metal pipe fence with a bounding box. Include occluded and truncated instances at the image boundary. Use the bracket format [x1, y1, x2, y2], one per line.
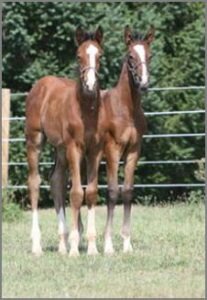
[5, 183, 205, 189]
[2, 86, 205, 190]
[1, 159, 203, 166]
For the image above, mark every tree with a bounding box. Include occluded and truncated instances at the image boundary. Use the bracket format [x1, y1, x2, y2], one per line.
[2, 2, 205, 206]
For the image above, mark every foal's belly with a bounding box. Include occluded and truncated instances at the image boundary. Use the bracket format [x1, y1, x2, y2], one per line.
[41, 107, 85, 148]
[43, 120, 85, 148]
[43, 124, 64, 146]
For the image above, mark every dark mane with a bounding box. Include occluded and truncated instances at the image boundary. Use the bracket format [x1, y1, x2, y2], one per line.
[82, 32, 97, 42]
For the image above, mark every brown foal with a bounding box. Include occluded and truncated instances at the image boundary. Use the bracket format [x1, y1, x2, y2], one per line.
[25, 26, 103, 256]
[102, 26, 154, 254]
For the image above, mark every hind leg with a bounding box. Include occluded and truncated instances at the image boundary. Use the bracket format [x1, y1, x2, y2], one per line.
[26, 131, 44, 256]
[50, 148, 69, 254]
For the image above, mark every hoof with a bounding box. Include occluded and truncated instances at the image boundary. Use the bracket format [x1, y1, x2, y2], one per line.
[104, 238, 114, 255]
[32, 247, 43, 257]
[69, 249, 80, 257]
[87, 245, 99, 256]
[58, 247, 67, 255]
[58, 239, 68, 255]
[104, 247, 115, 255]
[123, 242, 133, 253]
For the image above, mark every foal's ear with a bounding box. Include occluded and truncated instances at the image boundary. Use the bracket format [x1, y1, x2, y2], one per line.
[94, 26, 103, 45]
[145, 26, 155, 45]
[124, 25, 133, 46]
[75, 26, 86, 45]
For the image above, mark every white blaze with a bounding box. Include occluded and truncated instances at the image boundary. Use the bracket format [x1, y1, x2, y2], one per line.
[86, 44, 98, 91]
[87, 206, 95, 235]
[133, 45, 148, 85]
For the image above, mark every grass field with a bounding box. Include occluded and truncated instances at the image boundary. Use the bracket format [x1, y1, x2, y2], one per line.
[2, 203, 205, 298]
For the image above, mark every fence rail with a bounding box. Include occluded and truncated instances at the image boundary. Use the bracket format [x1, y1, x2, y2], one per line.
[2, 109, 205, 121]
[2, 133, 205, 143]
[9, 85, 205, 99]
[4, 183, 205, 190]
[2, 159, 203, 166]
[3, 86, 205, 190]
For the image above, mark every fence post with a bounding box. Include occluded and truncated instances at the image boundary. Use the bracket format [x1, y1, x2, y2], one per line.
[2, 89, 11, 188]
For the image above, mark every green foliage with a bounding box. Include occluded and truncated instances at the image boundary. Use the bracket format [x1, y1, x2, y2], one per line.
[186, 189, 205, 205]
[2, 189, 23, 222]
[2, 2, 205, 206]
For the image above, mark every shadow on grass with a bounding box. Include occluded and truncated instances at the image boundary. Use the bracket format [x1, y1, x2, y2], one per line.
[45, 245, 58, 253]
[43, 242, 88, 254]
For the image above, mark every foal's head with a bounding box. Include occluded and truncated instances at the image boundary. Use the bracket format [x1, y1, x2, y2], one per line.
[124, 25, 155, 91]
[75, 26, 103, 93]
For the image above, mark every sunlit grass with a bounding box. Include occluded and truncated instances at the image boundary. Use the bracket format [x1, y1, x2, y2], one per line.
[2, 203, 205, 298]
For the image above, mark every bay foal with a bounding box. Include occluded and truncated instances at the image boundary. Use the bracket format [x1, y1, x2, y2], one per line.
[102, 26, 154, 254]
[25, 26, 103, 256]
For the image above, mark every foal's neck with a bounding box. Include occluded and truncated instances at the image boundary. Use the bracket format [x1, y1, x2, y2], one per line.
[117, 62, 141, 108]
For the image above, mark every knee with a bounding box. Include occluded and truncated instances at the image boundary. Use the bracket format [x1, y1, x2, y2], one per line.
[85, 186, 98, 207]
[70, 187, 84, 209]
[107, 188, 120, 204]
[121, 187, 134, 203]
[28, 174, 41, 189]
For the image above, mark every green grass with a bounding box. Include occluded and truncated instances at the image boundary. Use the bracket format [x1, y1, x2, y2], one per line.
[3, 203, 205, 298]
[2, 189, 23, 223]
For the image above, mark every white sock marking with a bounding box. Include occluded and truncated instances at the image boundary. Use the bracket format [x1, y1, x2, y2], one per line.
[133, 45, 148, 85]
[87, 206, 98, 254]
[87, 206, 96, 237]
[123, 236, 133, 253]
[57, 207, 68, 235]
[31, 209, 40, 239]
[86, 44, 98, 91]
[69, 229, 80, 256]
[104, 236, 114, 254]
[31, 209, 42, 253]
